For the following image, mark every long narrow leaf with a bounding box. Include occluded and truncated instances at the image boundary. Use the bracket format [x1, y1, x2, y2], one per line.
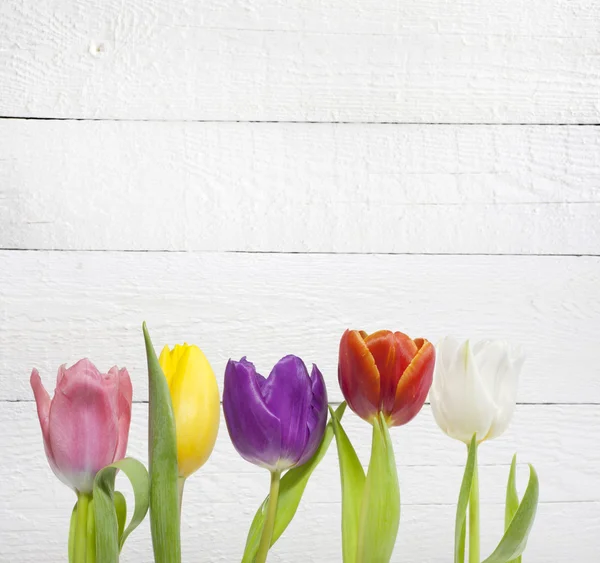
[330, 405, 366, 563]
[455, 435, 478, 563]
[241, 403, 347, 563]
[114, 492, 127, 546]
[143, 322, 181, 563]
[505, 455, 521, 563]
[356, 413, 400, 563]
[482, 464, 539, 563]
[93, 457, 150, 563]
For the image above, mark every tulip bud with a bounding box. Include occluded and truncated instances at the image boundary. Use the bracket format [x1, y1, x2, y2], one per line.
[430, 337, 525, 444]
[223, 355, 328, 472]
[338, 329, 435, 426]
[158, 344, 220, 479]
[30, 359, 132, 493]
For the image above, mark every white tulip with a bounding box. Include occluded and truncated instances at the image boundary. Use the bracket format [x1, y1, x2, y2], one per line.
[430, 337, 525, 444]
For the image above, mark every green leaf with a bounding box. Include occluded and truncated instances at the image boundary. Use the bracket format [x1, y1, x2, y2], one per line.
[482, 463, 539, 563]
[505, 455, 521, 563]
[143, 322, 181, 563]
[356, 412, 400, 563]
[68, 501, 77, 563]
[455, 434, 478, 563]
[242, 403, 347, 563]
[330, 404, 366, 563]
[114, 492, 127, 545]
[93, 457, 150, 563]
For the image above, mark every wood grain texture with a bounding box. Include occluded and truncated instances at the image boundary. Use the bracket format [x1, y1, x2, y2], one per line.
[3, 401, 599, 561]
[0, 0, 599, 122]
[1, 120, 599, 254]
[1, 250, 598, 403]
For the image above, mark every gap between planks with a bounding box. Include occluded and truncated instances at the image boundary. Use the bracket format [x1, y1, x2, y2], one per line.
[1, 249, 599, 257]
[0, 116, 599, 126]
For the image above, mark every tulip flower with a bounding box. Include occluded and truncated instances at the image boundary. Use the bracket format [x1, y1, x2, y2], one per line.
[430, 337, 524, 444]
[30, 358, 132, 563]
[429, 337, 537, 563]
[158, 343, 220, 482]
[338, 329, 435, 426]
[333, 328, 435, 563]
[30, 359, 132, 494]
[223, 355, 328, 563]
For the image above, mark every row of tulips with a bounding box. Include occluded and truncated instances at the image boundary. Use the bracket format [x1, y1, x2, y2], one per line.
[31, 324, 539, 563]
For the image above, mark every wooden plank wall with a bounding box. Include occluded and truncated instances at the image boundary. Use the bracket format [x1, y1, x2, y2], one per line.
[0, 0, 599, 561]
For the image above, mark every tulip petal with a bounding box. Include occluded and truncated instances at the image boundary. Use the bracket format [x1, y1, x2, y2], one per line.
[432, 339, 495, 443]
[112, 367, 133, 462]
[30, 369, 63, 481]
[295, 364, 328, 467]
[365, 330, 417, 415]
[31, 369, 51, 452]
[262, 355, 312, 466]
[223, 358, 282, 470]
[49, 363, 119, 493]
[388, 339, 435, 426]
[168, 345, 221, 477]
[338, 330, 380, 422]
[485, 345, 524, 440]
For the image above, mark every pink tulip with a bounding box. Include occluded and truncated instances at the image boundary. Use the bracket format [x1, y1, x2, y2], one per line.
[30, 358, 133, 493]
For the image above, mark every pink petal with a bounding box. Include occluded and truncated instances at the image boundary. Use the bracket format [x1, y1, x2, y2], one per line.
[49, 361, 119, 492]
[113, 367, 132, 461]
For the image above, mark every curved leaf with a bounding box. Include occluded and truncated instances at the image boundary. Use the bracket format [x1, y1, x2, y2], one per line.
[330, 405, 365, 563]
[114, 491, 127, 545]
[455, 434, 478, 563]
[505, 455, 521, 563]
[143, 322, 181, 563]
[482, 463, 539, 563]
[242, 403, 347, 563]
[357, 413, 399, 563]
[93, 457, 150, 563]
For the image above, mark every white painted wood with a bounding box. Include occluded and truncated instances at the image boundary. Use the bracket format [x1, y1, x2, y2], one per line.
[1, 121, 599, 254]
[3, 402, 599, 561]
[2, 250, 598, 403]
[0, 0, 599, 122]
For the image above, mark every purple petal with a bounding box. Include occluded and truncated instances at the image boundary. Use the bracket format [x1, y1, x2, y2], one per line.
[261, 355, 312, 466]
[223, 358, 282, 470]
[296, 364, 329, 466]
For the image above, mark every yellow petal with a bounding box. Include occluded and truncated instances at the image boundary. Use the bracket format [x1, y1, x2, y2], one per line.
[166, 344, 220, 478]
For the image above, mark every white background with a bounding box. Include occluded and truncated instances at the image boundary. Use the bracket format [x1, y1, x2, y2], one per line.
[1, 0, 599, 561]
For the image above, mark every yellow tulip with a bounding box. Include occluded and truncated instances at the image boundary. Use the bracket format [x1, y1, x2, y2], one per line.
[159, 343, 220, 479]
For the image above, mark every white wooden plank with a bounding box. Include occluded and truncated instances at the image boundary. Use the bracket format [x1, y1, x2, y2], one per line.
[3, 402, 599, 561]
[1, 250, 598, 403]
[0, 0, 598, 122]
[1, 120, 599, 254]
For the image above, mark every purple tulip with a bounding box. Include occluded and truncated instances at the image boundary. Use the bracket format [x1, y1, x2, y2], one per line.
[223, 355, 328, 472]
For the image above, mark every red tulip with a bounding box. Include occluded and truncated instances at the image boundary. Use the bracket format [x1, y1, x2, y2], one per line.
[30, 358, 132, 493]
[338, 329, 435, 426]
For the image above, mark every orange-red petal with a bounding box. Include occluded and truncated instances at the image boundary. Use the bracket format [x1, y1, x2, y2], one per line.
[338, 329, 380, 422]
[365, 331, 418, 415]
[387, 339, 435, 427]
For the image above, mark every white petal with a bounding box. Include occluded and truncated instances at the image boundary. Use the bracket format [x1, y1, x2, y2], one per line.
[487, 346, 524, 439]
[473, 340, 511, 400]
[432, 339, 495, 443]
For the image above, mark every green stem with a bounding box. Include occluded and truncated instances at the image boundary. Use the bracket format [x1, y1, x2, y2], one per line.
[469, 448, 480, 563]
[177, 476, 186, 521]
[74, 492, 92, 563]
[255, 470, 281, 563]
